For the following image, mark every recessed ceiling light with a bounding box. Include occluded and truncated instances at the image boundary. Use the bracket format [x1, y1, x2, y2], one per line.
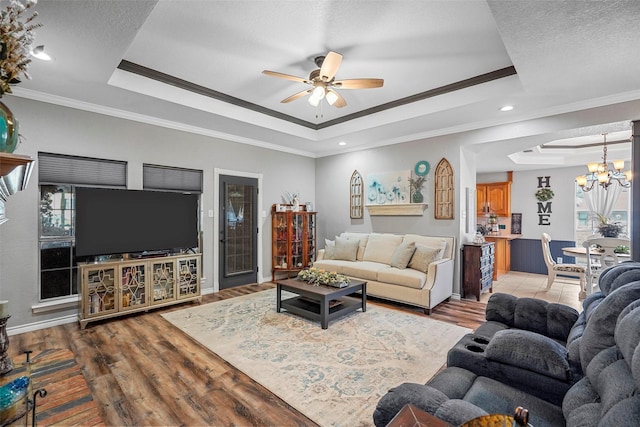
[30, 45, 52, 61]
[500, 105, 514, 112]
[338, 141, 347, 146]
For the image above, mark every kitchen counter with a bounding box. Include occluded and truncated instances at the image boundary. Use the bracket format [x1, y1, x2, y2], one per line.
[485, 234, 521, 240]
[484, 235, 521, 279]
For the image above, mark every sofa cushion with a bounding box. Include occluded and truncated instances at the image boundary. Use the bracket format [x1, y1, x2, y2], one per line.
[342, 261, 390, 281]
[311, 259, 352, 274]
[362, 233, 403, 264]
[339, 232, 369, 261]
[389, 241, 416, 269]
[408, 244, 444, 273]
[485, 329, 571, 381]
[333, 236, 359, 261]
[377, 267, 426, 289]
[324, 238, 335, 259]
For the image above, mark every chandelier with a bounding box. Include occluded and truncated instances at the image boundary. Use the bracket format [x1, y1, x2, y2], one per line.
[575, 133, 632, 192]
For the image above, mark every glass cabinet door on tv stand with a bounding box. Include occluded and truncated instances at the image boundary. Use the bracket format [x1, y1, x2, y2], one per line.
[271, 204, 317, 281]
[177, 256, 200, 299]
[83, 266, 118, 317]
[120, 262, 148, 310]
[151, 259, 176, 304]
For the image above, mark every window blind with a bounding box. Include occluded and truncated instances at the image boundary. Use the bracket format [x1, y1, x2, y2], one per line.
[143, 164, 203, 193]
[38, 152, 127, 188]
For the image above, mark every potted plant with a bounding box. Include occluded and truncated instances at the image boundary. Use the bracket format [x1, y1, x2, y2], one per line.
[409, 175, 427, 203]
[595, 214, 624, 238]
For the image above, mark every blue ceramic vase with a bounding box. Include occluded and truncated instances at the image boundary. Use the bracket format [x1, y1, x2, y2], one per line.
[0, 101, 19, 153]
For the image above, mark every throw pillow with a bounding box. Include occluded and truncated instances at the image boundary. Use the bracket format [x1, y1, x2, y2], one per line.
[390, 241, 416, 269]
[340, 232, 369, 260]
[324, 239, 335, 260]
[333, 236, 360, 261]
[408, 244, 444, 273]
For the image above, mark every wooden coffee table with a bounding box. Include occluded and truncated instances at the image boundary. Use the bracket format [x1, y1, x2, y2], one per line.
[276, 278, 367, 329]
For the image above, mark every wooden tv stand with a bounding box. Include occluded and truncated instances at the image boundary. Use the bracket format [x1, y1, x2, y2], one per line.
[78, 253, 201, 329]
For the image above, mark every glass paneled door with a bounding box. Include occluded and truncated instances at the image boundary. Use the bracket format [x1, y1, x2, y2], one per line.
[219, 175, 258, 289]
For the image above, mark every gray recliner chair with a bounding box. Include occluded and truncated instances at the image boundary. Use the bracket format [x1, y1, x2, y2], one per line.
[445, 262, 640, 407]
[373, 262, 640, 427]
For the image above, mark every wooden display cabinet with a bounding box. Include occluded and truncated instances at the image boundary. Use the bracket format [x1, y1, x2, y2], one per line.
[271, 204, 316, 281]
[79, 253, 201, 328]
[462, 242, 494, 301]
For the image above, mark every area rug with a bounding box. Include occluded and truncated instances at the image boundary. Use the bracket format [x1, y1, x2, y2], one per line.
[162, 289, 470, 427]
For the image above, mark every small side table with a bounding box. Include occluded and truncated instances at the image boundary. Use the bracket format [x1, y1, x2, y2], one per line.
[386, 404, 453, 427]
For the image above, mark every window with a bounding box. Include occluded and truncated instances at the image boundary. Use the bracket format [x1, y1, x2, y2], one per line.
[38, 153, 126, 301]
[143, 164, 203, 193]
[575, 184, 631, 247]
[40, 185, 77, 299]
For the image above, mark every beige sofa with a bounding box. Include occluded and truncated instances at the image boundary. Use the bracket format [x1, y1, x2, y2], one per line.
[313, 232, 456, 314]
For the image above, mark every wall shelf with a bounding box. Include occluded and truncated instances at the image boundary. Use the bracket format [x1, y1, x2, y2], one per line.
[366, 203, 428, 216]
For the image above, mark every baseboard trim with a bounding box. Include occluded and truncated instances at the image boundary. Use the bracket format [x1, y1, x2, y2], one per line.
[8, 314, 78, 336]
[451, 293, 461, 300]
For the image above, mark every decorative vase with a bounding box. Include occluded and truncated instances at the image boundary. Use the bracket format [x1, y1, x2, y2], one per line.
[412, 191, 424, 203]
[0, 102, 19, 154]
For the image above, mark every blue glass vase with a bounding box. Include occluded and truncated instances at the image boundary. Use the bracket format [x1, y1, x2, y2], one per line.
[0, 101, 19, 153]
[0, 375, 29, 423]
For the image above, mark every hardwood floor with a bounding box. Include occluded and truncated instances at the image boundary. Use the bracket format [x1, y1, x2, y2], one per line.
[8, 284, 486, 426]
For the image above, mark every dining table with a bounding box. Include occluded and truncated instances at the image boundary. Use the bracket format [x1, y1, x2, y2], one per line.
[562, 246, 631, 260]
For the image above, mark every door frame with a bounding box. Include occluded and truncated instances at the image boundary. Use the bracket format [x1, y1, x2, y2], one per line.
[213, 168, 264, 292]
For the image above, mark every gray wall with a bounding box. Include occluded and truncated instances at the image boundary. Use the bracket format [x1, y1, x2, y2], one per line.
[315, 136, 471, 295]
[0, 97, 315, 330]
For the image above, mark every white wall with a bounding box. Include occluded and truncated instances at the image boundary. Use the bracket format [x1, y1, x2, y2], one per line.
[0, 97, 315, 330]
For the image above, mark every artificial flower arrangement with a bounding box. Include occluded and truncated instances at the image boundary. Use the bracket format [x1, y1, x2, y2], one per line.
[297, 267, 349, 288]
[0, 0, 41, 96]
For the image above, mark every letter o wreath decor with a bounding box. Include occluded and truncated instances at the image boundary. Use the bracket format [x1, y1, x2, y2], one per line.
[415, 160, 430, 176]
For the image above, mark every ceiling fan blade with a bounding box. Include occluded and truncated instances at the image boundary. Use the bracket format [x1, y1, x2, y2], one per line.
[262, 70, 309, 84]
[333, 78, 384, 89]
[281, 89, 312, 103]
[320, 51, 343, 82]
[327, 89, 347, 108]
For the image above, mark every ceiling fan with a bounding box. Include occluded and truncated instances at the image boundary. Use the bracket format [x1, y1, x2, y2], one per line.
[262, 51, 384, 108]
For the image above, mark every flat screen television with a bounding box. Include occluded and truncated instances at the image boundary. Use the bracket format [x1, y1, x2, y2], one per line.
[75, 187, 199, 257]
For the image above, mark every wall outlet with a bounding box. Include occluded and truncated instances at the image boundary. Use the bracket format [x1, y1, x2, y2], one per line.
[557, 257, 563, 264]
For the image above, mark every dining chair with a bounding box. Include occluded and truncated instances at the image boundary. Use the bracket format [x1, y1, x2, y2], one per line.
[541, 233, 587, 298]
[582, 236, 630, 295]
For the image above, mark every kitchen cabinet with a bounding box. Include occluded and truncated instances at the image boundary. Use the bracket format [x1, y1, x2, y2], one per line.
[484, 236, 518, 280]
[477, 181, 511, 217]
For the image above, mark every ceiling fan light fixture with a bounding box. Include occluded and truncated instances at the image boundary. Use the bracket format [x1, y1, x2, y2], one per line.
[308, 94, 321, 107]
[325, 90, 339, 106]
[312, 86, 325, 100]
